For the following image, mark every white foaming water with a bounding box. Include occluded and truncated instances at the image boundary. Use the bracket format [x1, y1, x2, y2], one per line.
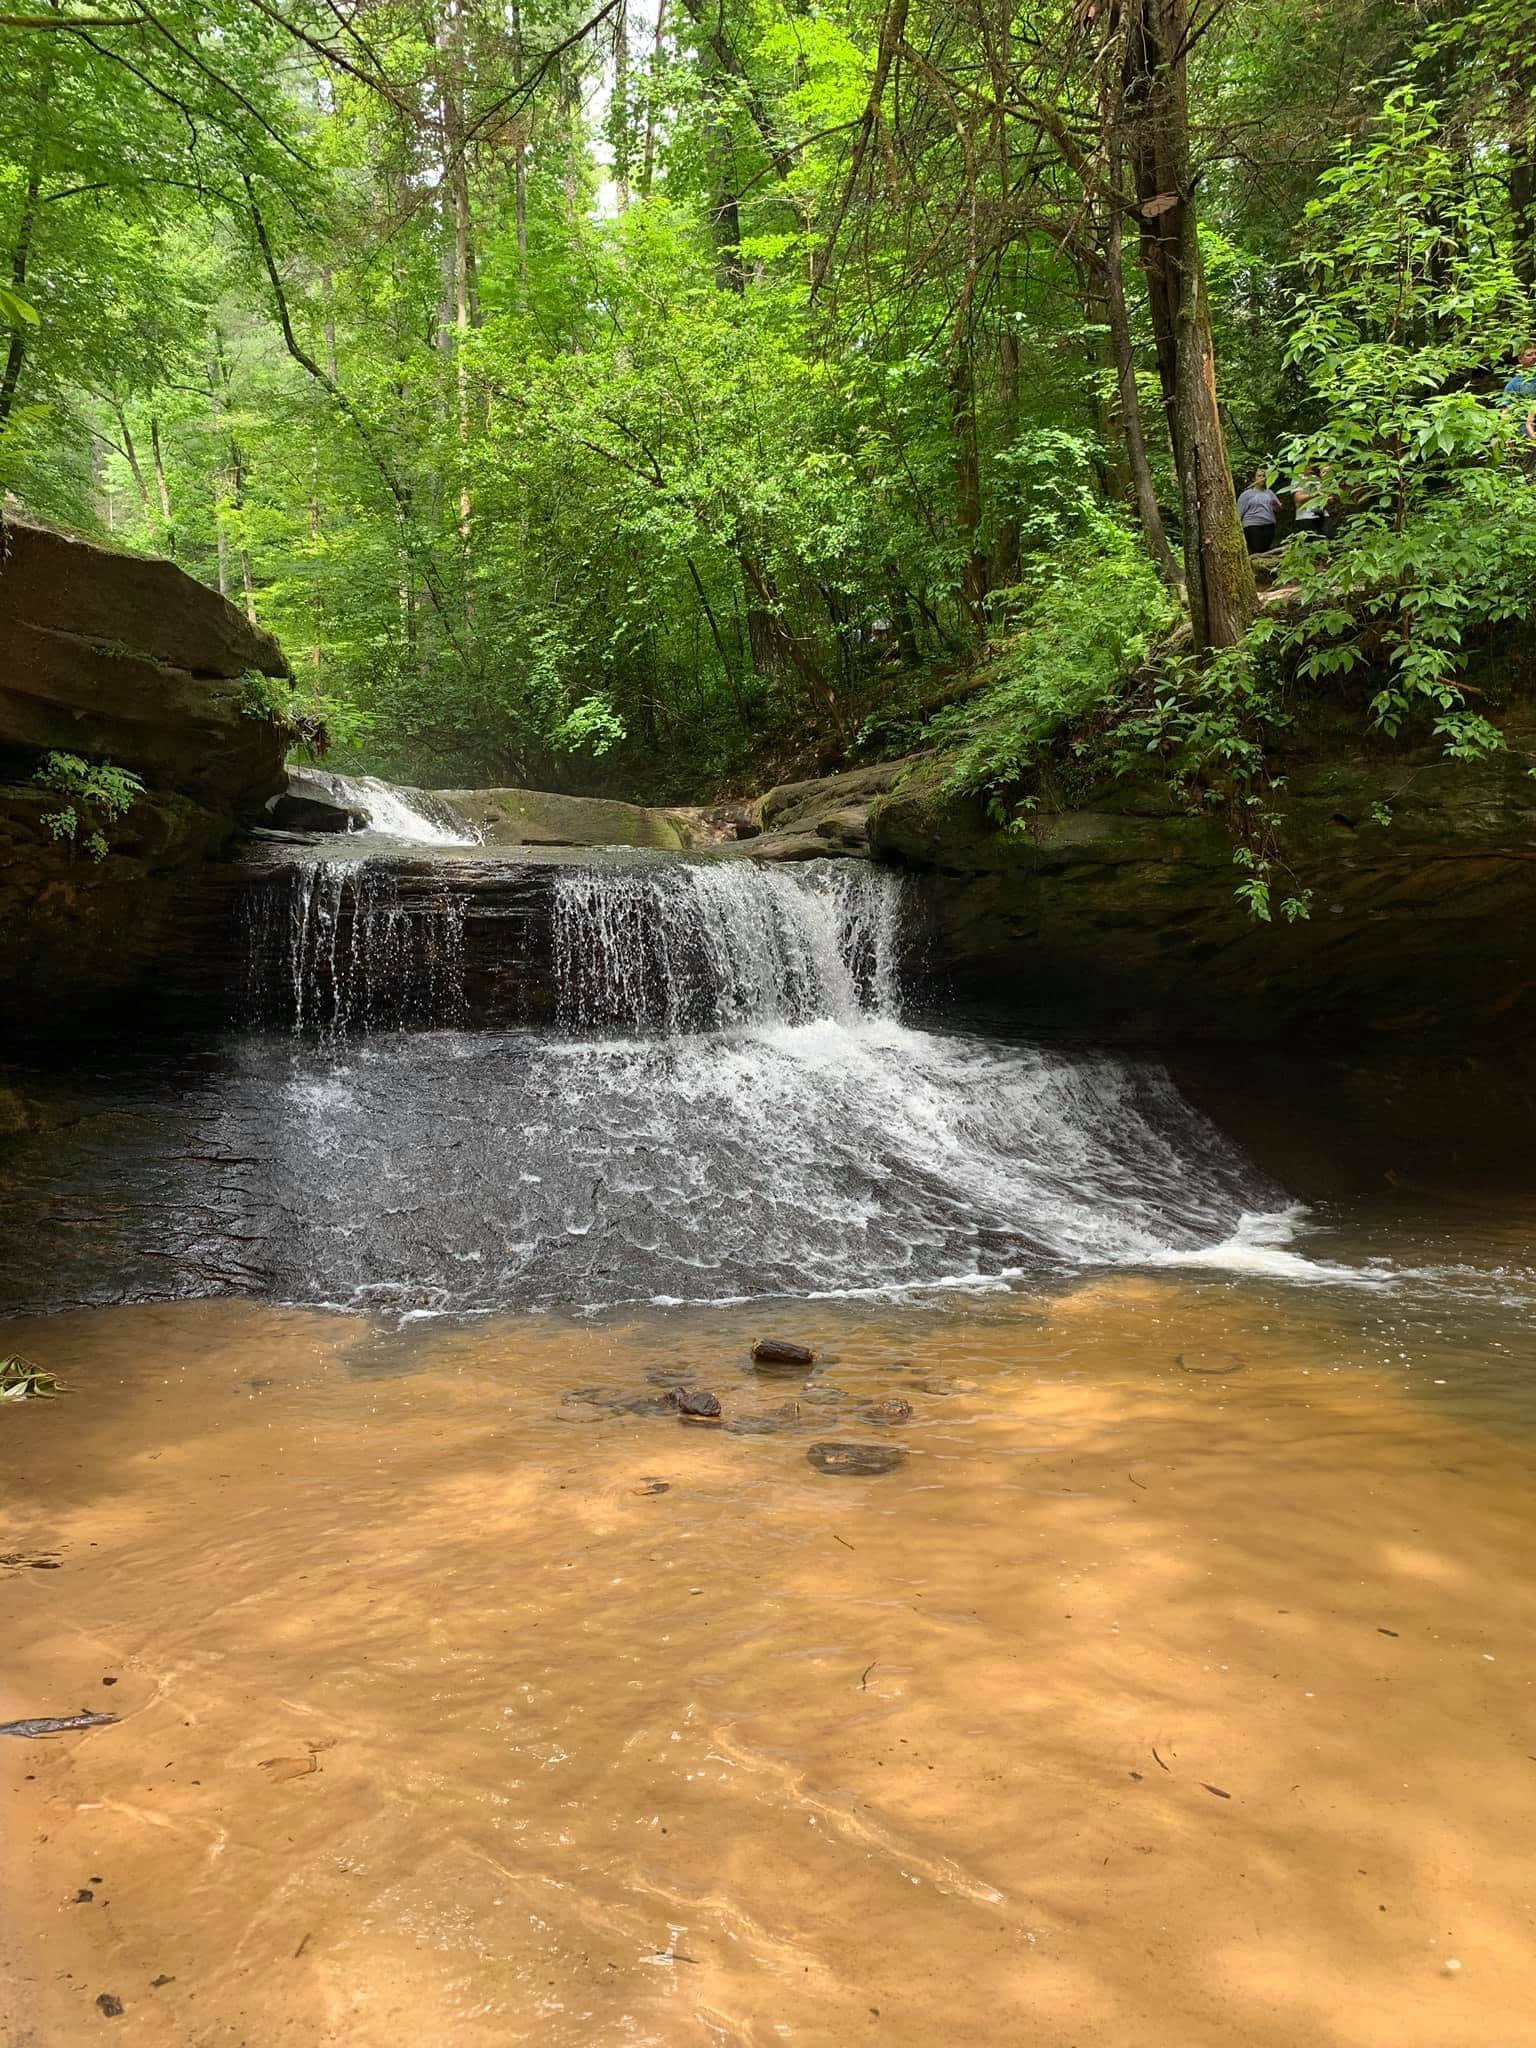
[215, 861, 1299, 1311]
[552, 859, 904, 1032]
[307, 771, 479, 846]
[94, 853, 1323, 1313]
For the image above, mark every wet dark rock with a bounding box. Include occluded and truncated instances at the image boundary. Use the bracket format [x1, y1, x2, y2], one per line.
[869, 694, 1536, 1047]
[265, 769, 365, 834]
[0, 513, 290, 1040]
[751, 1338, 816, 1371]
[863, 1397, 914, 1424]
[562, 1386, 679, 1417]
[724, 1404, 805, 1437]
[1177, 1349, 1246, 1376]
[75, 1889, 94, 1903]
[676, 1388, 722, 1424]
[95, 1994, 124, 2018]
[807, 1441, 907, 1478]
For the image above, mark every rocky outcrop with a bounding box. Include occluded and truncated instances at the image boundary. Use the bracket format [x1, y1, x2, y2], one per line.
[745, 759, 914, 861]
[867, 700, 1536, 1045]
[266, 767, 367, 833]
[437, 785, 689, 850]
[0, 514, 290, 1039]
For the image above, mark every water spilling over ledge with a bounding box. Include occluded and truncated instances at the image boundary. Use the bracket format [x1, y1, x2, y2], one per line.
[1, 847, 1300, 1316]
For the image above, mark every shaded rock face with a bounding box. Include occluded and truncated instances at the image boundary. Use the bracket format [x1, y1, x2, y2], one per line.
[437, 785, 688, 851]
[0, 515, 290, 1041]
[867, 702, 1536, 1046]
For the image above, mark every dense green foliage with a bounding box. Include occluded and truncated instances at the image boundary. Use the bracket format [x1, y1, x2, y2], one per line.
[2, 0, 1534, 819]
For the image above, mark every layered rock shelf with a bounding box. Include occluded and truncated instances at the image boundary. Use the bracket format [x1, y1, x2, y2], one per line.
[0, 515, 290, 1037]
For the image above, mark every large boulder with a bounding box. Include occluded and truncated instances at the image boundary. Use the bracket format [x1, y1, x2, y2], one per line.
[0, 516, 289, 812]
[0, 514, 291, 1040]
[437, 785, 688, 850]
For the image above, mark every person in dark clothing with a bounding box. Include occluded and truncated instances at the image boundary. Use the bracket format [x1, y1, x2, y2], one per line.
[1236, 469, 1283, 553]
[1501, 343, 1536, 445]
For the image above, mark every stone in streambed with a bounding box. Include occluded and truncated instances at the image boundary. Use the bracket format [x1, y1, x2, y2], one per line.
[561, 1386, 679, 1418]
[751, 1339, 816, 1372]
[807, 1441, 906, 1478]
[676, 1388, 722, 1424]
[1177, 1349, 1246, 1376]
[863, 1397, 913, 1424]
[724, 1402, 806, 1437]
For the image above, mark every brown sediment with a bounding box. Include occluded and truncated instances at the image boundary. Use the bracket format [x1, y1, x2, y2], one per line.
[2, 1285, 1533, 2046]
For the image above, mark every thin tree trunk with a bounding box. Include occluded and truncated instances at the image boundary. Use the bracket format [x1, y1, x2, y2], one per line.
[641, 0, 666, 196]
[1103, 194, 1179, 587]
[992, 325, 1021, 589]
[211, 330, 256, 621]
[0, 65, 48, 435]
[950, 345, 988, 629]
[613, 0, 631, 210]
[149, 415, 176, 558]
[111, 402, 151, 517]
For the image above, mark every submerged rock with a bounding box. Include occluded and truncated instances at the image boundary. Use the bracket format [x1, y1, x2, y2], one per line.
[863, 1397, 914, 1424]
[1177, 1349, 1246, 1376]
[676, 1388, 722, 1424]
[751, 1338, 816, 1371]
[806, 1441, 907, 1478]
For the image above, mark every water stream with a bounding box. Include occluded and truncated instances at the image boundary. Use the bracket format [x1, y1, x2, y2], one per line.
[0, 854, 1305, 1316]
[5, 811, 1536, 2048]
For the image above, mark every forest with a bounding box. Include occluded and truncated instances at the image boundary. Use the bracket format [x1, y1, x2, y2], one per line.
[3, 0, 1535, 857]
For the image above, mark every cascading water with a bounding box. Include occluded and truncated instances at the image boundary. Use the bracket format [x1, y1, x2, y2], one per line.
[243, 860, 467, 1036]
[295, 770, 480, 847]
[3, 850, 1315, 1318]
[551, 860, 904, 1031]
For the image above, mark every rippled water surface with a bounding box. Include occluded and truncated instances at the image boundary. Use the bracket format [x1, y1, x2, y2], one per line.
[4, 1283, 1535, 2048]
[4, 852, 1535, 2045]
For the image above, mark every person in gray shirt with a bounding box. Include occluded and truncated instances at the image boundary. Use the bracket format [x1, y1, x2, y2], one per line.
[1236, 469, 1284, 553]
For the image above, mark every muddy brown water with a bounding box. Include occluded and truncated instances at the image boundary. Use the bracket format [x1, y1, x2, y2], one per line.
[4, 1269, 1535, 2048]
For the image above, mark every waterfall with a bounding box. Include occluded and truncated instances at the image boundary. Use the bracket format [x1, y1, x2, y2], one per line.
[297, 771, 479, 847]
[243, 861, 467, 1037]
[552, 860, 906, 1032]
[191, 846, 1306, 1313]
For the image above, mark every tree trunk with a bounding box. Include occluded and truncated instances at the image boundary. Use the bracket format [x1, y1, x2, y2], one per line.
[1122, 0, 1252, 650]
[1103, 193, 1179, 588]
[149, 415, 176, 558]
[111, 402, 152, 519]
[991, 324, 1021, 589]
[211, 330, 256, 623]
[612, 0, 631, 210]
[436, 0, 479, 567]
[641, 0, 667, 196]
[0, 66, 48, 436]
[949, 345, 988, 630]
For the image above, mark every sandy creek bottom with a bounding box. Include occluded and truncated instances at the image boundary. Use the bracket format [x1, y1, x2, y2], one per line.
[2, 1280, 1533, 2048]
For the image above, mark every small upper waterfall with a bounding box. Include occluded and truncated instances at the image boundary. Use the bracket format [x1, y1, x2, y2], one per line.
[244, 853, 907, 1041]
[293, 770, 480, 847]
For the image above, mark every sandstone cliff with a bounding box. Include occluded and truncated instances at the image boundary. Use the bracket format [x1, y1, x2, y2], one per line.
[0, 515, 290, 1037]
